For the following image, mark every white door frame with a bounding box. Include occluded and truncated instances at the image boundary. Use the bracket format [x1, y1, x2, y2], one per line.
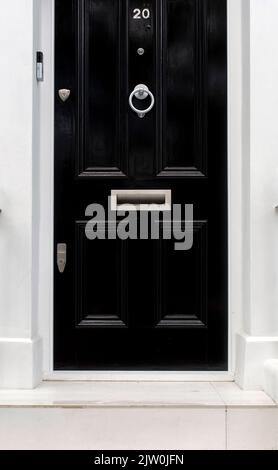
[37, 0, 243, 381]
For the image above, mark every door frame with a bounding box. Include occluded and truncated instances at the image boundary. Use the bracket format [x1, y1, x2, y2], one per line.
[38, 0, 243, 380]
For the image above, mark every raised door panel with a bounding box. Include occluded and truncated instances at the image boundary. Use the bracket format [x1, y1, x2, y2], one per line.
[75, 222, 128, 327]
[155, 221, 208, 327]
[76, 0, 127, 178]
[157, 0, 208, 178]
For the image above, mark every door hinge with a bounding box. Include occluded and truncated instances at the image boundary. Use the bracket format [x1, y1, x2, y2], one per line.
[57, 243, 67, 273]
[36, 51, 44, 82]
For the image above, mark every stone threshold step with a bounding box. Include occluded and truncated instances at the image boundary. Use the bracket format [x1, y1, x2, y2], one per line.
[0, 381, 276, 408]
[0, 383, 277, 450]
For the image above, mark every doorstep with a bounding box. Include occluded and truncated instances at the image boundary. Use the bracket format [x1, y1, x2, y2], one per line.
[0, 381, 277, 450]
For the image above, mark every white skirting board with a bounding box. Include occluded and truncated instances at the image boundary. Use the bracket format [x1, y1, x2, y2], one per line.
[0, 337, 42, 389]
[264, 359, 278, 404]
[235, 333, 278, 390]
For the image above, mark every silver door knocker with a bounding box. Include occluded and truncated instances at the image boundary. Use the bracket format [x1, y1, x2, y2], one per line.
[129, 84, 155, 118]
[58, 89, 71, 102]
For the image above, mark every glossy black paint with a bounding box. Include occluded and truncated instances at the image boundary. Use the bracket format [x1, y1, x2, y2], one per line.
[54, 0, 228, 370]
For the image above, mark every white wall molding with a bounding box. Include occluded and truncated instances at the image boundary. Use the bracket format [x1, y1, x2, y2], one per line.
[0, 338, 42, 389]
[236, 333, 278, 390]
[37, 0, 55, 377]
[264, 359, 278, 403]
[37, 0, 244, 380]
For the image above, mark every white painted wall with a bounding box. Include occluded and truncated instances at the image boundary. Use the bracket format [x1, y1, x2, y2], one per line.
[0, 0, 33, 339]
[236, 0, 278, 390]
[241, 0, 278, 336]
[0, 0, 42, 388]
[249, 0, 278, 336]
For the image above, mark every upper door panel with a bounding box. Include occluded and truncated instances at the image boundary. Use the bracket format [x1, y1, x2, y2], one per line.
[71, 0, 210, 180]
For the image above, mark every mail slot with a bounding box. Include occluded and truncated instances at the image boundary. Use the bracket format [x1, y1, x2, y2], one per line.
[110, 190, 172, 211]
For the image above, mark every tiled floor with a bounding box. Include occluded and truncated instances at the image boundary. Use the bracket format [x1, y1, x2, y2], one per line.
[0, 382, 277, 450]
[212, 382, 276, 407]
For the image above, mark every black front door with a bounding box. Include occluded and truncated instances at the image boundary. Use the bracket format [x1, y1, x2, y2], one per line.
[54, 0, 227, 370]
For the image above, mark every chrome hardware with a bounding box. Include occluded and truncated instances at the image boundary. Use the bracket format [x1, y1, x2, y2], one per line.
[58, 89, 71, 102]
[137, 48, 145, 56]
[57, 243, 67, 273]
[36, 52, 44, 82]
[111, 190, 171, 212]
[129, 84, 155, 118]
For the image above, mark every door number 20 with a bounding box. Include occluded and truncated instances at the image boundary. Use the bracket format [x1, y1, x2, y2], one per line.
[133, 8, 151, 19]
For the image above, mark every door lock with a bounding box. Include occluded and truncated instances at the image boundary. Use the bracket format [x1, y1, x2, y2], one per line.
[129, 84, 155, 118]
[57, 243, 67, 273]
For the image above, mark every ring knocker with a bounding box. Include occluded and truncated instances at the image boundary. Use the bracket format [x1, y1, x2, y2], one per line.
[129, 84, 155, 118]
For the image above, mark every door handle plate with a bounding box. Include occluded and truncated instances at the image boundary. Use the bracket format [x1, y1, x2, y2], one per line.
[57, 243, 67, 273]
